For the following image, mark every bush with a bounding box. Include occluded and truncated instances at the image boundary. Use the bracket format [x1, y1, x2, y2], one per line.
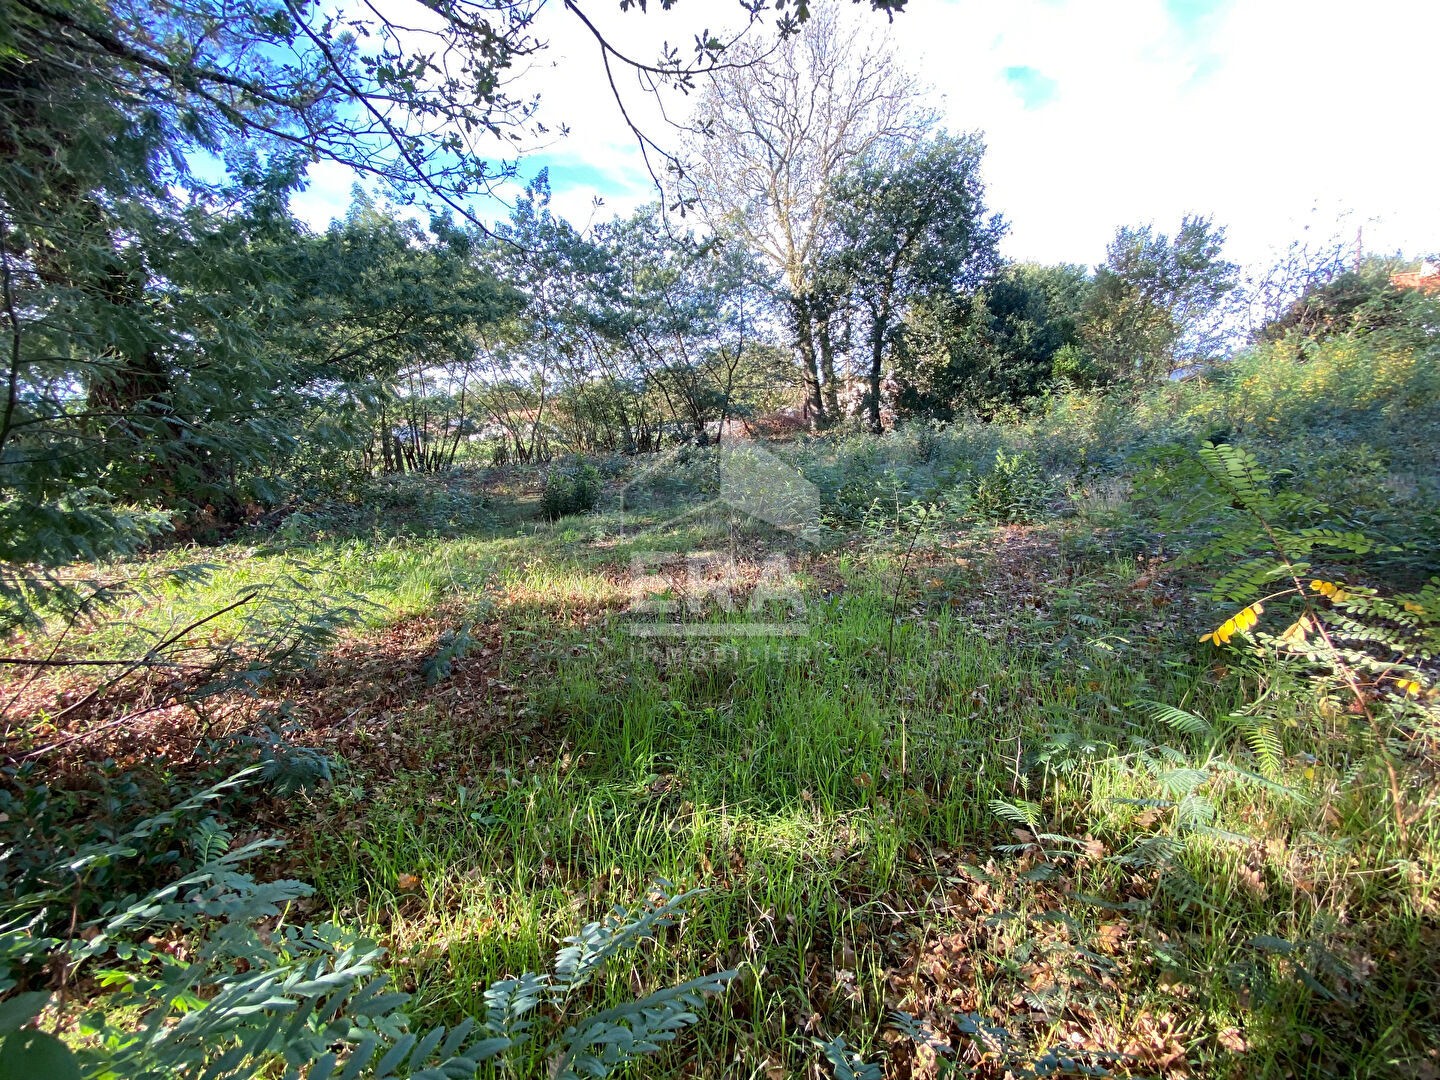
[1256, 260, 1432, 344]
[967, 449, 1052, 525]
[798, 428, 975, 524]
[541, 459, 603, 519]
[277, 470, 493, 541]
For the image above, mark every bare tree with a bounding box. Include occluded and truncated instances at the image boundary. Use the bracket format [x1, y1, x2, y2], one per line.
[684, 3, 929, 425]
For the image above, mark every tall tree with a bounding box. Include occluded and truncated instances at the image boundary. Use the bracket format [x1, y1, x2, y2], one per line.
[685, 3, 928, 426]
[594, 212, 777, 446]
[828, 132, 1004, 431]
[1078, 214, 1237, 382]
[898, 262, 1091, 420]
[1, 0, 909, 601]
[279, 196, 519, 478]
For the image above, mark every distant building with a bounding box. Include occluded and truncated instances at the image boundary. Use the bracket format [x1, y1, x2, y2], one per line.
[1391, 260, 1440, 294]
[1167, 361, 1210, 382]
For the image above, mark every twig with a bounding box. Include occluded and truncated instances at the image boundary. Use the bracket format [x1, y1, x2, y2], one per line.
[12, 592, 261, 759]
[884, 511, 923, 670]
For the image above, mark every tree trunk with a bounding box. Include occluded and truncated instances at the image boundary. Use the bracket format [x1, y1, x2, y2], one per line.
[866, 339, 884, 434]
[817, 315, 841, 420]
[790, 294, 827, 427]
[866, 300, 890, 435]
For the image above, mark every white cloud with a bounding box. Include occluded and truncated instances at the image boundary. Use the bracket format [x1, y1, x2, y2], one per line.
[293, 0, 1440, 268]
[289, 160, 361, 230]
[885, 0, 1440, 268]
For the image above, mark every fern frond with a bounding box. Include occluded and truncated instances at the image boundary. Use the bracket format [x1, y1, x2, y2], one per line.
[816, 1035, 885, 1080]
[989, 798, 1042, 827]
[1135, 700, 1213, 738]
[1198, 442, 1273, 511]
[1238, 718, 1283, 779]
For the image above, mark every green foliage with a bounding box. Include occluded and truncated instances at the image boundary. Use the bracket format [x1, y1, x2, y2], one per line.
[898, 262, 1092, 420]
[0, 501, 177, 632]
[798, 427, 979, 525]
[1157, 441, 1439, 849]
[820, 1011, 1115, 1078]
[1257, 257, 1435, 345]
[816, 1034, 883, 1080]
[827, 131, 1006, 431]
[5, 7, 1439, 1072]
[890, 216, 1241, 421]
[241, 721, 337, 795]
[1079, 214, 1237, 381]
[279, 471, 494, 543]
[1049, 342, 1107, 390]
[2, 124, 510, 596]
[421, 623, 478, 686]
[0, 770, 733, 1079]
[967, 449, 1052, 525]
[0, 765, 238, 925]
[542, 460, 604, 520]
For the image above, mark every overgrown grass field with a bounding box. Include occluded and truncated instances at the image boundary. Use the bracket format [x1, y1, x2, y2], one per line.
[6, 329, 1440, 1078]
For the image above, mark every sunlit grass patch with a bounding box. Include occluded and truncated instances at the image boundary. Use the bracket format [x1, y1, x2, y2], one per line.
[263, 522, 1440, 1074]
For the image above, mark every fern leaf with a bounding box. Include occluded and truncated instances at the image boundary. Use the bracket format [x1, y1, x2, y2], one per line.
[1136, 700, 1213, 738]
[988, 798, 1042, 827]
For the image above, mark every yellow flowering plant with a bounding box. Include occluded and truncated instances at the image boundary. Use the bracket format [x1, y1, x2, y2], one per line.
[1179, 442, 1439, 847]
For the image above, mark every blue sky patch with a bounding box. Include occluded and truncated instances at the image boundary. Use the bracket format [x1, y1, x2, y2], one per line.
[1002, 65, 1059, 110]
[1164, 0, 1223, 34]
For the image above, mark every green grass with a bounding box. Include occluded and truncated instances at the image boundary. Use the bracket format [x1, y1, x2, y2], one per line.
[13, 328, 1440, 1076]
[213, 508, 1430, 1078]
[21, 498, 1440, 1076]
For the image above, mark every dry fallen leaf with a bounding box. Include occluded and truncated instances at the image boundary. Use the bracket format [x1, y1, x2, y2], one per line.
[1237, 864, 1266, 898]
[1094, 922, 1127, 954]
[1217, 1027, 1248, 1053]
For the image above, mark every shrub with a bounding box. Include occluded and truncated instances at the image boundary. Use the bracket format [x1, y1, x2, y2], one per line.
[541, 459, 603, 519]
[1256, 260, 1432, 344]
[277, 470, 493, 541]
[798, 428, 974, 524]
[1168, 442, 1439, 844]
[967, 449, 1052, 525]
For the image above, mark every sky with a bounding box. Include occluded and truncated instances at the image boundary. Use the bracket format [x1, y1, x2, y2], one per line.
[289, 0, 1440, 273]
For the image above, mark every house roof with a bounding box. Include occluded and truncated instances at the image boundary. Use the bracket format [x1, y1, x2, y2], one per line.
[1391, 267, 1440, 294]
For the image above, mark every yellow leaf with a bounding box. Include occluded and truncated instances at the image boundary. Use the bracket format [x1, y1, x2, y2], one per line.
[1310, 580, 1350, 602]
[1277, 616, 1310, 648]
[1201, 602, 1263, 646]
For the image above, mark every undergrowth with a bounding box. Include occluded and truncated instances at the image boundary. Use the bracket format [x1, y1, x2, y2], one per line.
[5, 328, 1440, 1077]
